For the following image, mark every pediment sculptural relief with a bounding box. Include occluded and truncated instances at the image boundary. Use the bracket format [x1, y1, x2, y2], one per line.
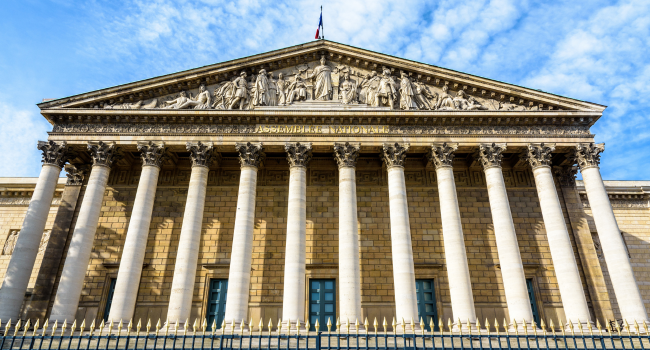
[101, 55, 552, 112]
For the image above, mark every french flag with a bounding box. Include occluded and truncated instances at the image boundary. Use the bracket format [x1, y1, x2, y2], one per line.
[315, 12, 323, 39]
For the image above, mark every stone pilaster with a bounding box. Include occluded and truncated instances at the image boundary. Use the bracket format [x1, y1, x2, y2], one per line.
[334, 142, 362, 324]
[428, 143, 477, 330]
[108, 141, 166, 322]
[553, 165, 615, 323]
[0, 141, 71, 321]
[224, 142, 264, 326]
[282, 142, 312, 330]
[167, 142, 216, 323]
[50, 142, 119, 324]
[478, 143, 534, 327]
[382, 142, 418, 331]
[574, 143, 649, 323]
[525, 144, 591, 328]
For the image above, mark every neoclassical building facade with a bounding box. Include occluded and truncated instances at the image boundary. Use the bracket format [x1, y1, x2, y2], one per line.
[0, 41, 648, 331]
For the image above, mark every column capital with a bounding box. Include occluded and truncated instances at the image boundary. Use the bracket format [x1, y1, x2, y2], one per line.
[186, 141, 218, 168]
[137, 141, 167, 168]
[235, 142, 265, 168]
[64, 164, 89, 186]
[428, 143, 458, 169]
[38, 141, 72, 168]
[285, 142, 312, 168]
[382, 142, 409, 169]
[553, 165, 578, 188]
[477, 143, 507, 169]
[573, 143, 604, 170]
[88, 141, 120, 168]
[523, 143, 555, 170]
[334, 142, 360, 168]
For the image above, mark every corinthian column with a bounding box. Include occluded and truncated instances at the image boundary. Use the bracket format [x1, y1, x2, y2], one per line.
[107, 141, 166, 322]
[224, 142, 264, 326]
[575, 143, 649, 323]
[334, 142, 362, 324]
[50, 142, 119, 324]
[478, 143, 533, 327]
[428, 143, 476, 329]
[281, 142, 312, 330]
[0, 141, 71, 321]
[381, 143, 418, 331]
[167, 142, 217, 324]
[524, 144, 591, 328]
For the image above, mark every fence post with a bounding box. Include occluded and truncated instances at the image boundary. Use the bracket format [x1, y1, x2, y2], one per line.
[316, 332, 321, 350]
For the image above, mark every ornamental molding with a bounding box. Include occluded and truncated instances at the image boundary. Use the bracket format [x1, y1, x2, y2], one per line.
[523, 143, 555, 169]
[573, 143, 605, 170]
[64, 164, 89, 186]
[88, 141, 120, 167]
[37, 141, 72, 168]
[333, 142, 361, 168]
[50, 123, 592, 137]
[477, 143, 507, 169]
[137, 141, 167, 168]
[0, 197, 61, 207]
[381, 143, 409, 168]
[428, 143, 458, 169]
[186, 141, 217, 168]
[285, 142, 313, 168]
[235, 142, 265, 168]
[37, 41, 604, 113]
[581, 193, 649, 208]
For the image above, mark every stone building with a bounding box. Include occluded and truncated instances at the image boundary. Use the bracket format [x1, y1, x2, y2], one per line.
[0, 40, 648, 331]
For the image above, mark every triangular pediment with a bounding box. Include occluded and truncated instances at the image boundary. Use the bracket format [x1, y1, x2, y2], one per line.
[37, 40, 605, 113]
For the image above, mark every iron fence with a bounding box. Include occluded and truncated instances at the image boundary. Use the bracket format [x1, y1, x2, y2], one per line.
[0, 317, 648, 350]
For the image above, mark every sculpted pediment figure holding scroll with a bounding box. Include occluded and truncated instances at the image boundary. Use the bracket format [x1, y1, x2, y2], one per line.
[339, 72, 357, 105]
[307, 55, 333, 101]
[399, 72, 418, 110]
[253, 69, 269, 106]
[287, 76, 308, 104]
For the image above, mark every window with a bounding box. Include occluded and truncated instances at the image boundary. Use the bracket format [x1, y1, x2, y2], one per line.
[103, 278, 117, 322]
[416, 279, 438, 331]
[309, 279, 336, 331]
[526, 278, 540, 325]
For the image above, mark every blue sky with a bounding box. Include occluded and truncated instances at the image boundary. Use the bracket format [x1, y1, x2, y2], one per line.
[1, 0, 649, 180]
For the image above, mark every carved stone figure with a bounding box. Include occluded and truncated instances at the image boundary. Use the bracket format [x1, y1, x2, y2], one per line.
[308, 56, 333, 101]
[38, 230, 51, 254]
[229, 72, 249, 110]
[193, 85, 212, 109]
[267, 73, 278, 106]
[399, 72, 418, 110]
[287, 76, 307, 104]
[454, 90, 488, 110]
[373, 69, 399, 109]
[163, 91, 206, 110]
[339, 72, 357, 105]
[253, 69, 269, 106]
[412, 81, 436, 110]
[276, 73, 288, 106]
[358, 71, 380, 104]
[436, 85, 457, 110]
[3, 230, 18, 255]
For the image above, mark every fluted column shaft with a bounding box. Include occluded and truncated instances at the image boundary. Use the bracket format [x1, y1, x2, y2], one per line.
[0, 165, 62, 320]
[166, 166, 209, 322]
[223, 167, 258, 324]
[108, 141, 165, 322]
[0, 141, 69, 321]
[338, 167, 361, 323]
[49, 165, 111, 323]
[525, 144, 591, 326]
[575, 143, 648, 322]
[382, 143, 418, 329]
[224, 142, 264, 325]
[479, 144, 533, 325]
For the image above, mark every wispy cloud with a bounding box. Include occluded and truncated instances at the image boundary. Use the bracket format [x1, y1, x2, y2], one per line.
[0, 100, 50, 177]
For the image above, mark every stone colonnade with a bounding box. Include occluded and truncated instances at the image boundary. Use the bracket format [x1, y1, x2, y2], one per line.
[0, 140, 647, 330]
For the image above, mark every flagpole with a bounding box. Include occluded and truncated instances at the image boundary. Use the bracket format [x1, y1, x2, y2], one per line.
[321, 6, 324, 40]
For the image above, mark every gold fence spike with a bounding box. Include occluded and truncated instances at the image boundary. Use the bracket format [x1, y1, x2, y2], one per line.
[4, 319, 11, 337]
[588, 320, 593, 335]
[297, 319, 301, 335]
[315, 319, 320, 333]
[211, 319, 217, 335]
[355, 319, 359, 334]
[522, 319, 527, 335]
[268, 319, 273, 335]
[52, 320, 58, 336]
[277, 319, 282, 333]
[429, 318, 435, 334]
[327, 317, 332, 333]
[596, 319, 602, 332]
[383, 317, 387, 334]
[512, 319, 518, 335]
[14, 320, 21, 337]
[615, 320, 621, 335]
[391, 318, 396, 334]
[71, 319, 77, 335]
[127, 319, 133, 335]
[467, 319, 472, 335]
[409, 318, 414, 335]
[33, 319, 40, 337]
[493, 318, 499, 334]
[438, 318, 443, 335]
[419, 318, 424, 335]
[90, 319, 95, 335]
[193, 319, 199, 334]
[221, 320, 226, 335]
[577, 319, 584, 335]
[43, 319, 50, 336]
[257, 318, 262, 334]
[59, 320, 65, 337]
[146, 319, 151, 334]
[99, 320, 105, 336]
[446, 318, 451, 333]
[540, 319, 546, 332]
[23, 319, 30, 337]
[634, 320, 640, 333]
[568, 319, 574, 334]
[550, 319, 556, 334]
[484, 319, 490, 335]
[373, 318, 378, 334]
[305, 320, 310, 333]
[202, 318, 207, 335]
[136, 319, 141, 335]
[345, 318, 350, 334]
[502, 318, 508, 333]
[248, 318, 253, 333]
[240, 319, 246, 333]
[531, 320, 537, 335]
[643, 320, 649, 334]
[624, 319, 630, 333]
[365, 318, 369, 332]
[155, 319, 160, 336]
[182, 319, 188, 335]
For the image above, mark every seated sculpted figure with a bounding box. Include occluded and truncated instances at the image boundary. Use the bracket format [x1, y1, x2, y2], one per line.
[287, 76, 307, 104]
[339, 72, 357, 104]
[454, 90, 488, 110]
[436, 85, 457, 110]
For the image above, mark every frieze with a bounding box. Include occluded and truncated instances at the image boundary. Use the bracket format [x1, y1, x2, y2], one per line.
[0, 197, 62, 207]
[51, 123, 592, 136]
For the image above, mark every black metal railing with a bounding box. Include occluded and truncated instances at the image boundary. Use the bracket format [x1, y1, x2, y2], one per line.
[1, 317, 648, 350]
